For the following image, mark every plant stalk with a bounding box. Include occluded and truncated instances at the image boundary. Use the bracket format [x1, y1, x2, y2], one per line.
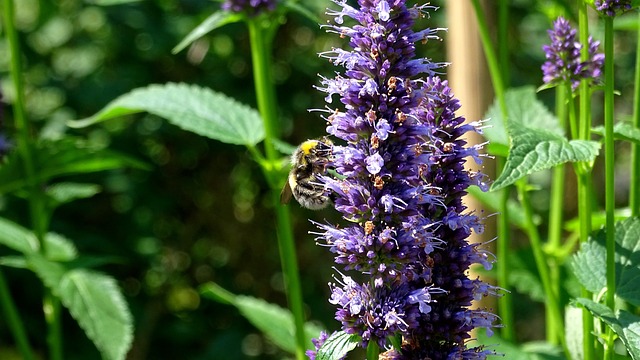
[577, 2, 595, 358]
[603, 16, 616, 360]
[3, 1, 61, 359]
[248, 18, 307, 360]
[631, 11, 640, 217]
[0, 270, 35, 360]
[470, 1, 515, 341]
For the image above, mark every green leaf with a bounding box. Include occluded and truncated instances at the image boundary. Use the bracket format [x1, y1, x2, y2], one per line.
[491, 128, 600, 190]
[200, 282, 322, 353]
[0, 218, 78, 262]
[234, 295, 322, 353]
[0, 256, 28, 269]
[0, 217, 39, 254]
[592, 122, 640, 145]
[475, 329, 563, 359]
[576, 298, 640, 360]
[565, 305, 583, 360]
[316, 330, 360, 360]
[483, 86, 562, 149]
[0, 139, 148, 194]
[29, 255, 133, 360]
[68, 83, 265, 146]
[467, 185, 540, 230]
[44, 233, 78, 262]
[172, 11, 243, 54]
[572, 217, 640, 306]
[45, 182, 101, 207]
[487, 87, 600, 191]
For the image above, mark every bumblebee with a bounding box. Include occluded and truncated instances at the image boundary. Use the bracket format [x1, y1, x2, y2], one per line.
[280, 139, 333, 210]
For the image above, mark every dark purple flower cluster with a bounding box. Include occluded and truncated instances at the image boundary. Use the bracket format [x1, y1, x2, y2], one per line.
[312, 0, 499, 357]
[221, 0, 276, 16]
[594, 0, 632, 16]
[541, 16, 604, 91]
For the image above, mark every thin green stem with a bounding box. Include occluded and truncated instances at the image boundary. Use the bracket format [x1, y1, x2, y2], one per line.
[603, 16, 616, 360]
[471, 0, 507, 117]
[498, 0, 509, 88]
[3, 2, 62, 360]
[517, 181, 565, 347]
[45, 294, 63, 360]
[497, 181, 515, 342]
[0, 270, 35, 360]
[472, 0, 517, 341]
[546, 84, 569, 343]
[631, 11, 640, 217]
[577, 2, 595, 358]
[247, 18, 306, 360]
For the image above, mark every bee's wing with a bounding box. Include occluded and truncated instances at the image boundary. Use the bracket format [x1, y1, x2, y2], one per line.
[280, 176, 293, 204]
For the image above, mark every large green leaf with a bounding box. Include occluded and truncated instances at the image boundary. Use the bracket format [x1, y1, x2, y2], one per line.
[0, 139, 148, 194]
[491, 127, 600, 190]
[172, 11, 243, 54]
[486, 87, 601, 191]
[200, 282, 322, 353]
[577, 298, 640, 360]
[483, 86, 561, 149]
[316, 331, 360, 360]
[592, 122, 640, 145]
[68, 83, 265, 146]
[29, 255, 133, 360]
[572, 217, 640, 306]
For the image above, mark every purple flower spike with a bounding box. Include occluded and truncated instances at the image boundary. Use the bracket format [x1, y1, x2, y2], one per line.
[541, 16, 603, 90]
[594, 0, 633, 16]
[221, 0, 277, 16]
[312, 0, 499, 357]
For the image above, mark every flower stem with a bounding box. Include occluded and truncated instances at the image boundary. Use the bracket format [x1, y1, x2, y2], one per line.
[44, 294, 63, 360]
[546, 84, 569, 343]
[3, 1, 61, 359]
[630, 11, 640, 217]
[470, 0, 515, 341]
[247, 18, 307, 360]
[577, 2, 595, 358]
[517, 180, 565, 347]
[0, 270, 35, 360]
[603, 16, 616, 360]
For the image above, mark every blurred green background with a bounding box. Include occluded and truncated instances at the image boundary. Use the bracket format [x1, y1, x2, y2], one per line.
[0, 0, 638, 359]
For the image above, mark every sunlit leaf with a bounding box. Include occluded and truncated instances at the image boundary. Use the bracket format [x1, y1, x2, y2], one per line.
[565, 306, 583, 360]
[491, 127, 600, 191]
[475, 329, 563, 359]
[592, 122, 640, 145]
[486, 87, 600, 191]
[467, 185, 540, 230]
[200, 282, 322, 354]
[571, 217, 640, 306]
[0, 139, 148, 194]
[316, 330, 360, 360]
[172, 11, 243, 54]
[0, 217, 39, 254]
[68, 83, 265, 146]
[483, 86, 561, 149]
[577, 298, 640, 360]
[46, 182, 101, 207]
[29, 255, 133, 360]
